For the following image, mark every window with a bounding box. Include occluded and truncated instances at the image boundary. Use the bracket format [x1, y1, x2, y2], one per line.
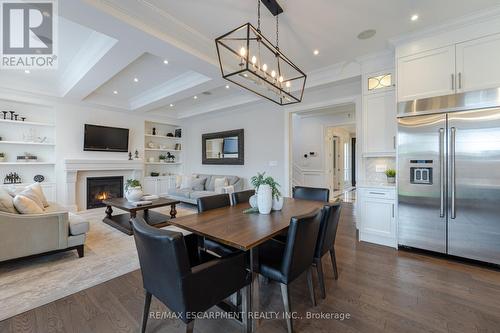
[368, 73, 392, 91]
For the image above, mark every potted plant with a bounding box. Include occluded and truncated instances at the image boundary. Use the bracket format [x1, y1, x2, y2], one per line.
[158, 154, 167, 163]
[385, 169, 396, 184]
[250, 172, 283, 214]
[125, 179, 143, 202]
[0, 152, 5, 162]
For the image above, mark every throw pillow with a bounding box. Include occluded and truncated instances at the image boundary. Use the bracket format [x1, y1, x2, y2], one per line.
[17, 187, 45, 210]
[0, 188, 17, 214]
[191, 177, 207, 191]
[13, 195, 44, 214]
[180, 175, 193, 190]
[27, 182, 49, 207]
[214, 177, 228, 194]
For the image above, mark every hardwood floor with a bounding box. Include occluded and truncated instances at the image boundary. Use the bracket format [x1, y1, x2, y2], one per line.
[1, 203, 499, 333]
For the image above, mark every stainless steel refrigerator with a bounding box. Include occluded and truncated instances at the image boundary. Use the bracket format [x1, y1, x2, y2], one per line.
[397, 88, 500, 266]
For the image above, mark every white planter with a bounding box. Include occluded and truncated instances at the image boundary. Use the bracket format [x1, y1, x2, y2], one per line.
[257, 185, 272, 214]
[249, 194, 258, 208]
[125, 186, 144, 202]
[272, 196, 284, 211]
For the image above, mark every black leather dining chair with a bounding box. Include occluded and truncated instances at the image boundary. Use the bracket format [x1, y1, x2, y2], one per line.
[313, 202, 342, 299]
[258, 209, 322, 333]
[197, 194, 239, 257]
[232, 189, 255, 205]
[292, 186, 330, 202]
[131, 217, 251, 333]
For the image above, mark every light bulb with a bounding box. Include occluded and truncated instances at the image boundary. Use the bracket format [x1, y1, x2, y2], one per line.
[285, 81, 291, 88]
[239, 47, 246, 57]
[279, 76, 284, 83]
[271, 70, 276, 78]
[262, 64, 268, 72]
[251, 56, 257, 64]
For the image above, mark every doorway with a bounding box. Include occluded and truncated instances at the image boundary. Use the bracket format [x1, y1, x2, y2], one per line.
[325, 125, 356, 196]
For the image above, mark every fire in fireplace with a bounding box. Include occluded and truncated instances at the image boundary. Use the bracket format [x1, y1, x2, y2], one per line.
[86, 176, 124, 209]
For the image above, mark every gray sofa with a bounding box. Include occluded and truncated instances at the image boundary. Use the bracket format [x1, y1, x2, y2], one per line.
[0, 202, 90, 262]
[167, 174, 243, 204]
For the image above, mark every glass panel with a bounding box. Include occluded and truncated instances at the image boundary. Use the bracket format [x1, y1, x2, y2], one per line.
[368, 73, 392, 91]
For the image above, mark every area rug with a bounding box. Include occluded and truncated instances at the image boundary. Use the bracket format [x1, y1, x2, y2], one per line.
[0, 204, 197, 321]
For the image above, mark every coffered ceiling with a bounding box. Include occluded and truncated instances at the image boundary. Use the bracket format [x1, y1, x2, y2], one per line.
[2, 0, 500, 118]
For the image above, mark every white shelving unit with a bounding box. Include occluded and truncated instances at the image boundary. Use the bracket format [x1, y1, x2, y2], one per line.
[0, 99, 56, 194]
[143, 120, 184, 196]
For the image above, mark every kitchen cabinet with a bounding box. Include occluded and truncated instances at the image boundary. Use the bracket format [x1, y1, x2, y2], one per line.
[143, 176, 176, 196]
[358, 187, 396, 248]
[456, 34, 500, 92]
[363, 89, 397, 156]
[397, 46, 455, 101]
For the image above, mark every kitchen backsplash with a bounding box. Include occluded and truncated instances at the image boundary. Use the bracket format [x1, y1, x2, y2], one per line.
[364, 157, 396, 182]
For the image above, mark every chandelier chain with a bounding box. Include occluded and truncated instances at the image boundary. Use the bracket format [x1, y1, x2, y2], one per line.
[257, 0, 261, 32]
[276, 14, 279, 49]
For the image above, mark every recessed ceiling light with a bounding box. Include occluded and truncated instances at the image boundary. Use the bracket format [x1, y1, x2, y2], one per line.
[169, 103, 174, 107]
[24, 69, 30, 74]
[163, 59, 169, 64]
[313, 49, 319, 56]
[411, 14, 419, 21]
[133, 77, 139, 82]
[225, 85, 230, 89]
[193, 95, 198, 99]
[113, 90, 118, 95]
[357, 29, 376, 40]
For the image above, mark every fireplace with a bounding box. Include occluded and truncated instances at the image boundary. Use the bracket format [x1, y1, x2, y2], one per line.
[86, 176, 124, 209]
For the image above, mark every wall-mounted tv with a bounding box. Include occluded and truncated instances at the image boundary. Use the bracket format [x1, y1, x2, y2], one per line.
[84, 124, 129, 152]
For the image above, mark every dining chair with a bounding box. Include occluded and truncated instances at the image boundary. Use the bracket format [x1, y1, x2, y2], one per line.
[131, 217, 251, 333]
[232, 189, 255, 205]
[292, 186, 330, 202]
[197, 194, 239, 257]
[313, 202, 342, 299]
[258, 209, 322, 333]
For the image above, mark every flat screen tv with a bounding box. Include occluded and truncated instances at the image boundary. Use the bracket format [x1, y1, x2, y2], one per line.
[84, 124, 129, 152]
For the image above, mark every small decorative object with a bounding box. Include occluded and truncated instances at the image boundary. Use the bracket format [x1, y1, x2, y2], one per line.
[34, 174, 45, 182]
[166, 132, 174, 137]
[152, 127, 156, 135]
[9, 111, 15, 120]
[272, 196, 284, 211]
[385, 169, 396, 184]
[128, 152, 133, 160]
[134, 150, 139, 159]
[160, 144, 166, 149]
[148, 141, 155, 149]
[21, 117, 26, 121]
[150, 172, 160, 177]
[4, 172, 22, 184]
[125, 179, 143, 202]
[249, 195, 258, 208]
[251, 172, 282, 214]
[2, 111, 7, 119]
[257, 184, 272, 214]
[175, 128, 182, 138]
[0, 152, 5, 162]
[14, 114, 18, 121]
[17, 153, 38, 162]
[175, 143, 181, 151]
[36, 136, 48, 143]
[159, 154, 167, 163]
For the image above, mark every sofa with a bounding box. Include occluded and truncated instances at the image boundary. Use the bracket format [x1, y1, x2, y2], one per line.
[167, 174, 243, 204]
[0, 202, 90, 262]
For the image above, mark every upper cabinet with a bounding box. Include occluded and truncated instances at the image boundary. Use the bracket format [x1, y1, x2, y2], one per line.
[397, 33, 500, 102]
[397, 46, 455, 101]
[456, 34, 500, 93]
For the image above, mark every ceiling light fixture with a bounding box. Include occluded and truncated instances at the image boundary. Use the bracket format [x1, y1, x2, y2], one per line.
[133, 77, 139, 82]
[113, 90, 118, 95]
[24, 69, 30, 74]
[313, 49, 319, 56]
[193, 95, 198, 100]
[163, 60, 169, 64]
[225, 85, 230, 89]
[169, 103, 174, 107]
[215, 0, 306, 106]
[411, 14, 419, 21]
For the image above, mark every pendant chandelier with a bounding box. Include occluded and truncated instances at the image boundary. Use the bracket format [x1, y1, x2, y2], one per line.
[215, 0, 306, 106]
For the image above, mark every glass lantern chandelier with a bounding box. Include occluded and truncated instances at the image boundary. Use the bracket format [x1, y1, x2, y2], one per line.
[215, 0, 307, 106]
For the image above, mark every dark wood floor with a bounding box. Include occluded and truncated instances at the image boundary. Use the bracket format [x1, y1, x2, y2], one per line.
[1, 203, 500, 333]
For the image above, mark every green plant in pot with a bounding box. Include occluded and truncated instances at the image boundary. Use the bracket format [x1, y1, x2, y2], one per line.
[125, 179, 143, 202]
[250, 172, 283, 214]
[385, 169, 396, 184]
[0, 152, 5, 162]
[158, 154, 167, 163]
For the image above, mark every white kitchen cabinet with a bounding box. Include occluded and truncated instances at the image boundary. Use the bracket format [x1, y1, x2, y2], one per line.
[358, 187, 397, 248]
[456, 34, 500, 93]
[143, 177, 176, 196]
[363, 89, 397, 156]
[397, 46, 456, 101]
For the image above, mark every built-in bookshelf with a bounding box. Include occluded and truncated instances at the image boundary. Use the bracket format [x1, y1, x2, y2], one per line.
[0, 100, 56, 189]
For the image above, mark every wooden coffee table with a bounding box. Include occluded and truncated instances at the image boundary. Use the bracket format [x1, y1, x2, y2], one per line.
[102, 197, 180, 235]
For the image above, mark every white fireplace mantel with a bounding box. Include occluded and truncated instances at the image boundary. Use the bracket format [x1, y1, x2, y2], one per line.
[64, 159, 143, 211]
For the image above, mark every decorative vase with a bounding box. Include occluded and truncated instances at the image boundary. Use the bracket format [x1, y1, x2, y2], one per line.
[249, 194, 258, 208]
[125, 186, 143, 202]
[257, 184, 272, 214]
[272, 196, 284, 211]
[387, 176, 395, 184]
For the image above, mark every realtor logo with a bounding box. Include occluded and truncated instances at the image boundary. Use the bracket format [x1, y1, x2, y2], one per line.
[1, 0, 58, 69]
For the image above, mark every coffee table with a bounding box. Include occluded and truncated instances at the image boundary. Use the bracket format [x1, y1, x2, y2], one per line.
[102, 197, 180, 235]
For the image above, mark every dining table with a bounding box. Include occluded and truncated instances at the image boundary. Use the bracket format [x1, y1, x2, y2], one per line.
[167, 197, 325, 332]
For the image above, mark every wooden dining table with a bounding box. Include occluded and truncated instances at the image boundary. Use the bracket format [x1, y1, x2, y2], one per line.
[167, 197, 325, 332]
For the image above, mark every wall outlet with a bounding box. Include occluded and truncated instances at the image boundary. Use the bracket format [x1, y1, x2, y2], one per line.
[375, 165, 387, 173]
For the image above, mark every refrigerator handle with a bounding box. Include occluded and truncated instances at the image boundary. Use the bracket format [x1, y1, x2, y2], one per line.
[439, 128, 445, 218]
[450, 127, 456, 219]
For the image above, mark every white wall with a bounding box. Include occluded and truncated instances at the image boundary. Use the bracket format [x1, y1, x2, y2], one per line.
[181, 102, 285, 189]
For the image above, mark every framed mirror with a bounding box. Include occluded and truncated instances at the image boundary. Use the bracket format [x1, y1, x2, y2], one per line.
[202, 129, 244, 165]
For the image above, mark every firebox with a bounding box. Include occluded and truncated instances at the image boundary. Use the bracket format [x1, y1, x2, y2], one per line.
[86, 176, 123, 209]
